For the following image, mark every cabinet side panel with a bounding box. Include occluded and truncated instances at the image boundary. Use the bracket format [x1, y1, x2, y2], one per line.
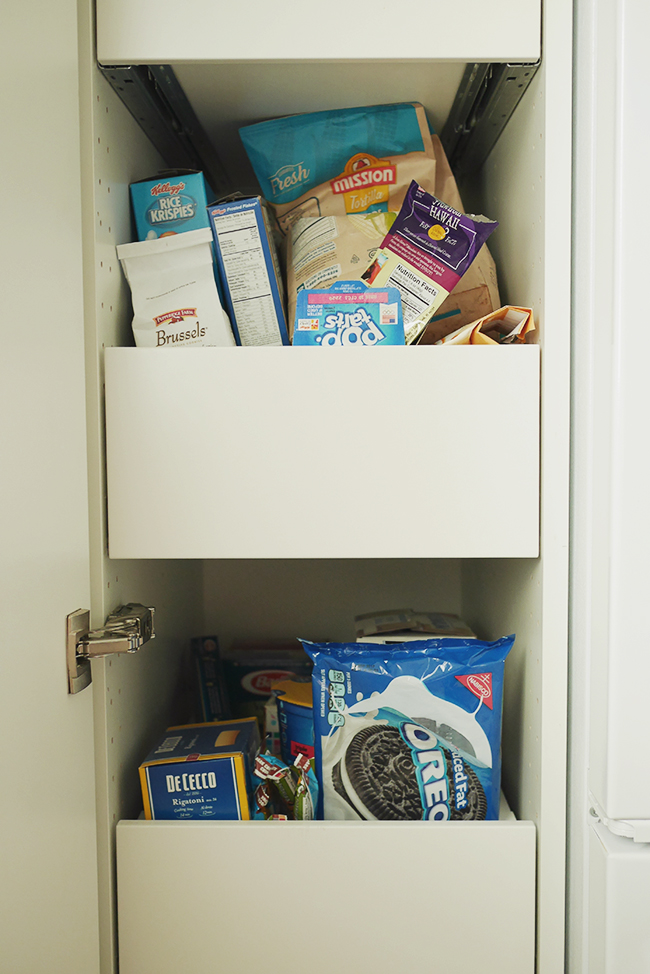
[468, 0, 573, 971]
[77, 14, 205, 973]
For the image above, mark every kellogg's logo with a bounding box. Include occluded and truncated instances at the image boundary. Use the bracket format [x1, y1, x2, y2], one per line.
[241, 669, 295, 696]
[269, 163, 311, 198]
[150, 181, 186, 197]
[456, 672, 493, 709]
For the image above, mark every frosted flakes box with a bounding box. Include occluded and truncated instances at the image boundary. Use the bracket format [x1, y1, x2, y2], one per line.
[138, 718, 260, 820]
[293, 280, 404, 346]
[207, 196, 289, 346]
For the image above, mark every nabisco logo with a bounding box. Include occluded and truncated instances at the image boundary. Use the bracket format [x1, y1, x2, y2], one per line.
[150, 181, 186, 197]
[269, 163, 310, 197]
[330, 152, 396, 196]
[153, 308, 197, 327]
[456, 672, 493, 710]
[242, 669, 294, 696]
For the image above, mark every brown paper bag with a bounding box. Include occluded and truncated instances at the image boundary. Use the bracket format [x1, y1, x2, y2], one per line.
[435, 306, 535, 345]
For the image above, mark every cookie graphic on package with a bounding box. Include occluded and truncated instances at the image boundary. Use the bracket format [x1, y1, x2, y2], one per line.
[332, 724, 486, 821]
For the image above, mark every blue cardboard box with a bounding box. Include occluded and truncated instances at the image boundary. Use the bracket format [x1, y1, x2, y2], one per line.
[130, 170, 212, 241]
[293, 280, 404, 346]
[139, 718, 260, 820]
[190, 636, 229, 723]
[207, 196, 289, 346]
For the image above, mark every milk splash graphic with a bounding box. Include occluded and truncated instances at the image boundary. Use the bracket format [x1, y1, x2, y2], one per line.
[327, 675, 492, 769]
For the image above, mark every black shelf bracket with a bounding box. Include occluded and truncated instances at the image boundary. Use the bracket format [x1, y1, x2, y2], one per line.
[98, 63, 233, 198]
[440, 61, 541, 177]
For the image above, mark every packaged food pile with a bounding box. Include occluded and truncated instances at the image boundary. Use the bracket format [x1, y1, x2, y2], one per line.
[116, 103, 536, 348]
[138, 614, 514, 823]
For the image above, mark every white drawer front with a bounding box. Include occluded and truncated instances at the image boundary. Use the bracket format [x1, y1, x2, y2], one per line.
[117, 819, 535, 974]
[105, 345, 540, 559]
[97, 0, 541, 63]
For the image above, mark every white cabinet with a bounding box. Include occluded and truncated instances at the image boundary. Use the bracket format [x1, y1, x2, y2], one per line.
[83, 0, 571, 972]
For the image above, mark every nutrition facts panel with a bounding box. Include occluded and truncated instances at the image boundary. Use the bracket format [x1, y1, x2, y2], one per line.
[213, 209, 283, 346]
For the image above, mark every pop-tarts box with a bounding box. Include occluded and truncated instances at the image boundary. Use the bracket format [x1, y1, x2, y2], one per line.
[130, 170, 212, 240]
[293, 280, 404, 345]
[207, 196, 289, 346]
[139, 718, 260, 820]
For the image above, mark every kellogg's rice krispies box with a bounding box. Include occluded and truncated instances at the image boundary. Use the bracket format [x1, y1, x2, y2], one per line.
[139, 718, 260, 820]
[293, 280, 404, 346]
[130, 170, 212, 241]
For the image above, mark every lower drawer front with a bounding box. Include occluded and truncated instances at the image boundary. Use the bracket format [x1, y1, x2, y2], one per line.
[116, 819, 536, 974]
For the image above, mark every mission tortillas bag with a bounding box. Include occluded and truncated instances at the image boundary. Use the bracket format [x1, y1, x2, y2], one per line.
[240, 103, 438, 234]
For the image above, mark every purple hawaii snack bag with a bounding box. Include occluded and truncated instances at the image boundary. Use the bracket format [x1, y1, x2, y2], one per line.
[363, 180, 498, 344]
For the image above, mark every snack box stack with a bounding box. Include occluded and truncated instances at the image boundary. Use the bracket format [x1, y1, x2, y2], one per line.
[139, 718, 260, 820]
[354, 608, 476, 643]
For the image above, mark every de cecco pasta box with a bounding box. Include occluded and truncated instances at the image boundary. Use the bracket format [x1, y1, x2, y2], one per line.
[139, 718, 260, 820]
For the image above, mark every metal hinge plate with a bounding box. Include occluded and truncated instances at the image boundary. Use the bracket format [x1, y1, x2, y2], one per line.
[66, 603, 155, 694]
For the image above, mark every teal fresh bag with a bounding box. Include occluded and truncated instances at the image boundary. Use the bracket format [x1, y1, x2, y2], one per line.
[239, 103, 437, 233]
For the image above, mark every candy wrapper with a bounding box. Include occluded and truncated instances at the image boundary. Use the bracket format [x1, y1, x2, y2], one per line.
[363, 181, 498, 344]
[253, 751, 319, 821]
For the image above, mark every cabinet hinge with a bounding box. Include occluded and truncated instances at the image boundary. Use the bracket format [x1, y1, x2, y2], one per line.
[66, 603, 155, 694]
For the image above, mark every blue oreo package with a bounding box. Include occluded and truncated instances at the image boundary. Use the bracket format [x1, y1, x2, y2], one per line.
[293, 280, 404, 346]
[301, 636, 514, 821]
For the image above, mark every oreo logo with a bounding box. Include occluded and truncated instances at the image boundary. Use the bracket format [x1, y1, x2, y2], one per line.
[400, 721, 450, 821]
